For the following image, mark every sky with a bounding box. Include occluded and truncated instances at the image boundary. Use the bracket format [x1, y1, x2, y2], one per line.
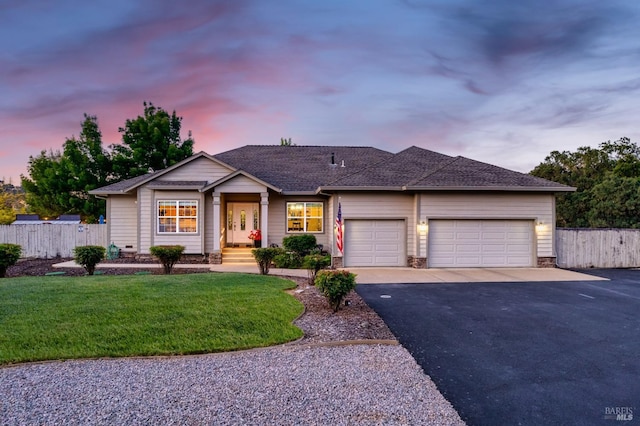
[1, 0, 639, 184]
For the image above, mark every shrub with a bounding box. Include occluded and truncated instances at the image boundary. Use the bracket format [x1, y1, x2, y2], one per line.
[314, 270, 357, 312]
[0, 243, 21, 278]
[73, 245, 106, 276]
[273, 251, 302, 269]
[282, 234, 317, 256]
[302, 254, 331, 285]
[251, 247, 283, 275]
[149, 245, 185, 274]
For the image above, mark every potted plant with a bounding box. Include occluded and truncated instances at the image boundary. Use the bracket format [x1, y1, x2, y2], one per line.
[248, 229, 262, 247]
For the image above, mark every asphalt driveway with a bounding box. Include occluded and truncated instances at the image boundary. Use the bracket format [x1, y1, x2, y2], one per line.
[357, 269, 640, 426]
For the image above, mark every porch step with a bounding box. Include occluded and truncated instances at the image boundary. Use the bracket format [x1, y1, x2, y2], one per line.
[222, 248, 256, 264]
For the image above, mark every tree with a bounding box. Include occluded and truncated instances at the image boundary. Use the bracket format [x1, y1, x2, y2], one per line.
[111, 102, 194, 179]
[280, 137, 295, 146]
[0, 184, 26, 224]
[531, 137, 640, 228]
[21, 115, 111, 223]
[21, 149, 67, 220]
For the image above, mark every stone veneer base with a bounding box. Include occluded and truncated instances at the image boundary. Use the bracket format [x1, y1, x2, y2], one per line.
[536, 257, 556, 268]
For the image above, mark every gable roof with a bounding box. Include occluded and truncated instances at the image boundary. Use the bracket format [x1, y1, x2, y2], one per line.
[90, 152, 234, 195]
[91, 145, 574, 195]
[213, 145, 394, 193]
[321, 146, 573, 192]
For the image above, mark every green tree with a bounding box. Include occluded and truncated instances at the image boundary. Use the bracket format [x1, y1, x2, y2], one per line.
[531, 137, 640, 228]
[21, 149, 67, 220]
[0, 185, 26, 224]
[21, 115, 111, 223]
[112, 102, 194, 179]
[280, 137, 295, 146]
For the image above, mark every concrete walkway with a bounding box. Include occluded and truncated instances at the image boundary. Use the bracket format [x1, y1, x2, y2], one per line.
[54, 261, 605, 283]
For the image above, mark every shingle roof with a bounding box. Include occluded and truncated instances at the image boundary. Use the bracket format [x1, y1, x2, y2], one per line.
[90, 171, 160, 194]
[408, 156, 568, 190]
[213, 145, 394, 192]
[91, 145, 574, 194]
[323, 146, 455, 188]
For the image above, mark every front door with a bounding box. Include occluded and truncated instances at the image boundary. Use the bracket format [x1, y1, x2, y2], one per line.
[227, 203, 259, 246]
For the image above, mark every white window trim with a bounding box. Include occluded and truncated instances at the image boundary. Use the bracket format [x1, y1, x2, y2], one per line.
[157, 200, 199, 234]
[286, 201, 323, 233]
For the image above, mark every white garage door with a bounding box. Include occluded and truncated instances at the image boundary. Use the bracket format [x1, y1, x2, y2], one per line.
[429, 220, 534, 267]
[344, 220, 406, 267]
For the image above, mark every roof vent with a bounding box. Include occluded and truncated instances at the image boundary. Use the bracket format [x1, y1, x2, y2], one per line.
[331, 153, 335, 165]
[341, 159, 345, 168]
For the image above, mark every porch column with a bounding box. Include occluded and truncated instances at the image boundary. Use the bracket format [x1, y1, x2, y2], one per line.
[260, 192, 269, 248]
[213, 194, 221, 251]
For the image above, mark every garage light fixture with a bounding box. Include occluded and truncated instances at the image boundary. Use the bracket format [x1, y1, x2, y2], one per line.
[418, 221, 428, 234]
[535, 221, 545, 233]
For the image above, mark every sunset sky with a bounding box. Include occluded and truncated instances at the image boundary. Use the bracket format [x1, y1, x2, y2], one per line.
[1, 0, 639, 184]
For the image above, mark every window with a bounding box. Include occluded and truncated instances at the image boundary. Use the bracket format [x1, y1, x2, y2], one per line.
[158, 200, 198, 233]
[287, 202, 323, 233]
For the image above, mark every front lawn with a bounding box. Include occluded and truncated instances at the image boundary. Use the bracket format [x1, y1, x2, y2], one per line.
[0, 273, 303, 364]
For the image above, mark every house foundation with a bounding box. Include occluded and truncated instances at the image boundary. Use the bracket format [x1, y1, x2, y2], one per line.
[537, 257, 556, 268]
[408, 256, 427, 269]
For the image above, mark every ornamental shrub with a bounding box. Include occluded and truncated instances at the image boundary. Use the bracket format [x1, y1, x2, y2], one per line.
[0, 243, 21, 278]
[302, 253, 331, 285]
[273, 251, 302, 269]
[314, 270, 357, 312]
[282, 234, 317, 256]
[73, 245, 106, 276]
[149, 245, 185, 274]
[251, 247, 283, 275]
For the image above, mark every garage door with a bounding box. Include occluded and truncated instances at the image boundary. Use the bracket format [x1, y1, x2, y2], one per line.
[429, 220, 534, 267]
[344, 220, 406, 267]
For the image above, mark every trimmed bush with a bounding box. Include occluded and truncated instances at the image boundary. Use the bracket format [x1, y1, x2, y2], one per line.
[302, 253, 331, 285]
[0, 243, 21, 278]
[314, 270, 357, 312]
[273, 251, 302, 269]
[251, 247, 283, 275]
[149, 245, 185, 274]
[73, 245, 106, 276]
[282, 234, 317, 257]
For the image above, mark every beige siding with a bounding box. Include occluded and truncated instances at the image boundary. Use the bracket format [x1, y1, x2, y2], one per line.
[108, 195, 138, 252]
[267, 194, 330, 249]
[420, 193, 555, 257]
[337, 193, 415, 256]
[138, 187, 153, 254]
[204, 193, 214, 253]
[162, 157, 233, 182]
[152, 190, 205, 254]
[215, 175, 267, 193]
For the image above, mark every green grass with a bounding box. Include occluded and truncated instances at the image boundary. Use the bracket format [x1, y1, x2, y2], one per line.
[0, 273, 303, 364]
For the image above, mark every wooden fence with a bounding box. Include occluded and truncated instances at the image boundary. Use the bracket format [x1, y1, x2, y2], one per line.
[556, 228, 640, 269]
[0, 224, 107, 258]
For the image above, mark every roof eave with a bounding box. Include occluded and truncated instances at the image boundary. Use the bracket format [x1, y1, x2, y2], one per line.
[88, 189, 135, 196]
[201, 170, 282, 193]
[317, 186, 406, 193]
[403, 185, 577, 192]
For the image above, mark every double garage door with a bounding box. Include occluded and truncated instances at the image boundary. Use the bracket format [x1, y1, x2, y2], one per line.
[428, 220, 534, 267]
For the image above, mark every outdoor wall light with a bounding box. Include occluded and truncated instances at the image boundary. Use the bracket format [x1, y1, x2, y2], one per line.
[418, 221, 428, 234]
[535, 221, 545, 233]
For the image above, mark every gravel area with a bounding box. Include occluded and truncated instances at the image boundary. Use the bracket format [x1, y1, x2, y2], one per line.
[0, 345, 464, 425]
[2, 260, 464, 425]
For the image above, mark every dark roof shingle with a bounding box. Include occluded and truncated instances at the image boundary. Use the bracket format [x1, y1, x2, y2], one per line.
[214, 145, 393, 192]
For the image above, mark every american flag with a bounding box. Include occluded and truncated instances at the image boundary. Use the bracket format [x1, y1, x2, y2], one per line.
[336, 202, 343, 254]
